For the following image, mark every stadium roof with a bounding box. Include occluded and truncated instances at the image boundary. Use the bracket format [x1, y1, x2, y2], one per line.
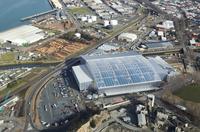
[82, 52, 162, 89]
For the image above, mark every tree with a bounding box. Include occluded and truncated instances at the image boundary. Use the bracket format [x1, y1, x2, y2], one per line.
[90, 119, 96, 128]
[81, 33, 93, 41]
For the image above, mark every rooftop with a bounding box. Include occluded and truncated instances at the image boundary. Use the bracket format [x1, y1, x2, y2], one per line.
[72, 65, 93, 84]
[82, 52, 162, 89]
[0, 25, 45, 46]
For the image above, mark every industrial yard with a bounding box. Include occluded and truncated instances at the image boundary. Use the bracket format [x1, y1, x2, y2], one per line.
[33, 31, 96, 60]
[34, 39, 87, 60]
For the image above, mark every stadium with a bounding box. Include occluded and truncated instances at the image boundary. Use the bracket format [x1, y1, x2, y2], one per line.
[72, 52, 174, 96]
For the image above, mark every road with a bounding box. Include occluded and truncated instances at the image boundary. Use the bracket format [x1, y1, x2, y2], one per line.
[94, 118, 115, 132]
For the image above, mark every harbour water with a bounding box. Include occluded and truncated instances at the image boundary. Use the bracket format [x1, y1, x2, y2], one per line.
[0, 0, 51, 32]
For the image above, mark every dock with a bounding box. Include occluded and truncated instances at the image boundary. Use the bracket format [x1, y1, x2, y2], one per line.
[21, 9, 58, 21]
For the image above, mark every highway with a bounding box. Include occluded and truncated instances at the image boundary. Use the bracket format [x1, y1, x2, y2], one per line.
[23, 13, 149, 131]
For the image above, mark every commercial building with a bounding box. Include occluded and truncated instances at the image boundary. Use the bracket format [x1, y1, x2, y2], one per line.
[118, 33, 137, 42]
[72, 51, 173, 96]
[0, 25, 45, 46]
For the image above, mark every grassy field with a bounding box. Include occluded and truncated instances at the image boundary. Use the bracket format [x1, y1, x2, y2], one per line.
[174, 83, 200, 103]
[0, 52, 17, 64]
[69, 7, 91, 14]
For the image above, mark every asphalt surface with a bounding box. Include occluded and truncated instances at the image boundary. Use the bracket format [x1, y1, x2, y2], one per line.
[24, 57, 80, 131]
[38, 71, 85, 128]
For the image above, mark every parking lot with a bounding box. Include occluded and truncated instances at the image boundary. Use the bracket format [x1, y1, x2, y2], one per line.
[38, 68, 85, 128]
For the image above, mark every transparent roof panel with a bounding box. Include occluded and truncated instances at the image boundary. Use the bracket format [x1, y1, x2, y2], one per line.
[85, 54, 161, 89]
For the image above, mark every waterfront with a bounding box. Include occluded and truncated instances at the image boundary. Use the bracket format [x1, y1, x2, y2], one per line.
[0, 0, 51, 32]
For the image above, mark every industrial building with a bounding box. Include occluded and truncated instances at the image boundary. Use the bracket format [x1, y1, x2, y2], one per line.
[0, 25, 45, 46]
[72, 52, 174, 96]
[138, 41, 174, 50]
[118, 33, 137, 42]
[156, 20, 174, 30]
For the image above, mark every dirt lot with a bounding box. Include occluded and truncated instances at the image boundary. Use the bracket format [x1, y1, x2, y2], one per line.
[34, 39, 90, 60]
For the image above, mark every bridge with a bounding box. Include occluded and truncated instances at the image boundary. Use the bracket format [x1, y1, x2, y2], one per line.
[21, 9, 57, 21]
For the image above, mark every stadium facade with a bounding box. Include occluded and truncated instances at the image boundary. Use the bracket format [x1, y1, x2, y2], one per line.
[72, 52, 173, 96]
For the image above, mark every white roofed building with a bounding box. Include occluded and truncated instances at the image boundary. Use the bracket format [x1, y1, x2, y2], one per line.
[163, 20, 174, 29]
[118, 33, 137, 42]
[0, 25, 45, 46]
[72, 52, 174, 96]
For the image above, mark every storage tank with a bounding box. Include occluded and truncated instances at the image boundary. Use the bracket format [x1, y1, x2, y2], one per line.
[81, 16, 87, 22]
[110, 20, 118, 26]
[91, 16, 97, 22]
[104, 20, 110, 27]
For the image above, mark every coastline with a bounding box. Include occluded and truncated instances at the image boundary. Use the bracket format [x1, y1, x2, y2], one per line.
[0, 0, 52, 32]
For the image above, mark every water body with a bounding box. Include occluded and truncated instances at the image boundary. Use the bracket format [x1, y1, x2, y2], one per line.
[0, 0, 51, 32]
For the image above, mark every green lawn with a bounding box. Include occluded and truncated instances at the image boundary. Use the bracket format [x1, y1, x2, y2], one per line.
[0, 52, 17, 64]
[0, 78, 26, 98]
[69, 7, 91, 14]
[174, 83, 200, 103]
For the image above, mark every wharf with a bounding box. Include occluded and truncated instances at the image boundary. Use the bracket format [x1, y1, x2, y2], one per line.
[21, 9, 57, 21]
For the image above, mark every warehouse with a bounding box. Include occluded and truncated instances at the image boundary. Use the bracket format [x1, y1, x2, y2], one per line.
[72, 52, 173, 96]
[118, 33, 137, 42]
[0, 25, 45, 46]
